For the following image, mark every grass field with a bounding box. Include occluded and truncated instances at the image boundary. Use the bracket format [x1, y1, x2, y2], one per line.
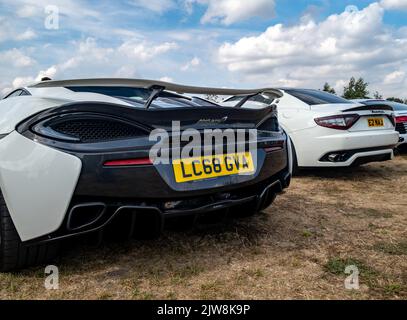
[1, 152, 406, 300]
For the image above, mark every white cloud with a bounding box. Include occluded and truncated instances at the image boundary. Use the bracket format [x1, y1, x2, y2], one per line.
[183, 0, 195, 15]
[188, 0, 276, 25]
[129, 0, 176, 14]
[16, 5, 39, 18]
[56, 38, 178, 75]
[0, 49, 36, 67]
[181, 57, 200, 71]
[7, 66, 58, 91]
[119, 40, 178, 61]
[35, 66, 58, 81]
[1, 87, 12, 96]
[0, 0, 104, 44]
[10, 0, 101, 19]
[159, 76, 174, 82]
[12, 76, 35, 88]
[15, 29, 37, 41]
[384, 71, 406, 84]
[217, 3, 407, 97]
[114, 66, 139, 78]
[1, 37, 180, 93]
[0, 21, 37, 42]
[380, 0, 407, 10]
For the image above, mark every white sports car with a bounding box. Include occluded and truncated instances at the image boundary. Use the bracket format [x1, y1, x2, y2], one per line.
[0, 78, 291, 271]
[354, 99, 407, 148]
[225, 89, 399, 171]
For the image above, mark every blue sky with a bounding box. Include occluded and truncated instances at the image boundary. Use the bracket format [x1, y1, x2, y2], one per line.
[1, 0, 407, 98]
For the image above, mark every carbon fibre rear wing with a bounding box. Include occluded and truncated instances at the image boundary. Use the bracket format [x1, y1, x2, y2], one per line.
[28, 78, 283, 109]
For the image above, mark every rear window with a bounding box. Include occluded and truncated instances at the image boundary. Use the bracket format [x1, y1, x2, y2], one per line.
[65, 86, 217, 108]
[66, 86, 152, 102]
[222, 94, 276, 109]
[2, 89, 31, 99]
[285, 89, 352, 106]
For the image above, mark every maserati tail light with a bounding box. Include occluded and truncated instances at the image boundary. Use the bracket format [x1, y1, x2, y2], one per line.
[314, 114, 360, 130]
[396, 116, 407, 123]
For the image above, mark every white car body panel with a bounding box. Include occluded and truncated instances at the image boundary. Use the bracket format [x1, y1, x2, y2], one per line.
[0, 97, 70, 135]
[0, 131, 82, 241]
[0, 89, 133, 135]
[0, 85, 133, 241]
[354, 99, 407, 147]
[276, 90, 399, 167]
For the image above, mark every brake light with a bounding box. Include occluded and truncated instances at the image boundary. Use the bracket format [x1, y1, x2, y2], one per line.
[104, 157, 152, 166]
[396, 116, 407, 123]
[314, 114, 360, 130]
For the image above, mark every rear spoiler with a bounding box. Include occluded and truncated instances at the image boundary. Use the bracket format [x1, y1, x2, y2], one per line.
[343, 104, 394, 112]
[28, 78, 282, 109]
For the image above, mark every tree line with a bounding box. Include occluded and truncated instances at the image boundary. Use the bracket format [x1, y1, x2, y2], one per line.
[322, 77, 407, 104]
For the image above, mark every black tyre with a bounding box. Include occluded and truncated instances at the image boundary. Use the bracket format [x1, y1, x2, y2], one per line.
[397, 144, 407, 153]
[0, 193, 59, 272]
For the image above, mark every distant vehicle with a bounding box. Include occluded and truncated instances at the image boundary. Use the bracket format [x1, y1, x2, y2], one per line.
[0, 78, 292, 271]
[355, 99, 407, 148]
[225, 89, 399, 171]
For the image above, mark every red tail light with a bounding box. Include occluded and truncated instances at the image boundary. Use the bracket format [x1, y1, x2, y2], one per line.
[396, 116, 407, 123]
[104, 157, 152, 167]
[314, 114, 360, 130]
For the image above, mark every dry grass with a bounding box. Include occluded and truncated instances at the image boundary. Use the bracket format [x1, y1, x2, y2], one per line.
[1, 153, 406, 300]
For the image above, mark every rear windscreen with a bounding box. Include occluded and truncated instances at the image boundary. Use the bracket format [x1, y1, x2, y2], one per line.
[222, 94, 276, 109]
[65, 86, 217, 108]
[66, 86, 153, 102]
[285, 89, 352, 105]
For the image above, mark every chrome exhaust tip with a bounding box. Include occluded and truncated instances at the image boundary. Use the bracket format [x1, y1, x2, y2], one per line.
[328, 153, 342, 162]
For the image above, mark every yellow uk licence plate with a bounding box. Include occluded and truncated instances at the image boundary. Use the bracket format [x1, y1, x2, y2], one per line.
[367, 118, 384, 127]
[172, 152, 255, 183]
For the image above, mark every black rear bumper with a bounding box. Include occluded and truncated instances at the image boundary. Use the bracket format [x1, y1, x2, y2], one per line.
[24, 128, 290, 245]
[73, 146, 288, 199]
[24, 165, 291, 245]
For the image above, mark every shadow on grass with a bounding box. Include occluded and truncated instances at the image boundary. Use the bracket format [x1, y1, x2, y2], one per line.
[294, 154, 407, 180]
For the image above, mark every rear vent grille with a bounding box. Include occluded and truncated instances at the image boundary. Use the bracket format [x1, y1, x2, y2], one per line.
[396, 123, 407, 134]
[50, 119, 145, 143]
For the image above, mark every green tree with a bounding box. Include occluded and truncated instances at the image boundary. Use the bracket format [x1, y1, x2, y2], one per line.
[386, 97, 405, 103]
[342, 77, 369, 99]
[373, 91, 383, 99]
[322, 82, 336, 94]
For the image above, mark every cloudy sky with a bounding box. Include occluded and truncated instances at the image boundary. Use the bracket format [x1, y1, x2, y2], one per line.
[1, 0, 407, 98]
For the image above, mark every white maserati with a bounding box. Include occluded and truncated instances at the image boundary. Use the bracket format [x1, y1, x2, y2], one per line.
[225, 89, 399, 172]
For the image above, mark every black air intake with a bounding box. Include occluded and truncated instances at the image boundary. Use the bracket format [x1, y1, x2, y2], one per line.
[50, 118, 145, 143]
[30, 113, 149, 143]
